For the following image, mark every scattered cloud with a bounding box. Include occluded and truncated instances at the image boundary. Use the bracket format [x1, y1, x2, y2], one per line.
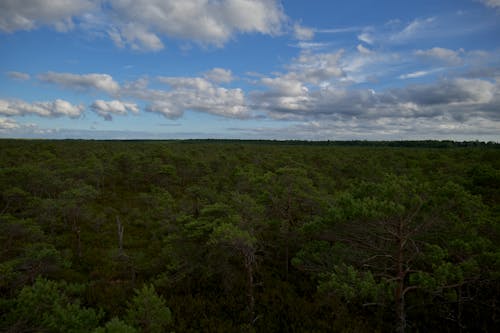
[316, 26, 364, 34]
[293, 23, 314, 40]
[203, 68, 234, 84]
[391, 17, 435, 42]
[0, 117, 20, 130]
[125, 76, 249, 119]
[91, 100, 139, 120]
[399, 70, 434, 79]
[291, 50, 345, 84]
[6, 71, 30, 80]
[357, 44, 372, 55]
[108, 23, 164, 51]
[0, 0, 94, 33]
[357, 32, 374, 44]
[39, 72, 120, 95]
[415, 47, 463, 65]
[479, 0, 500, 8]
[289, 41, 331, 51]
[0, 99, 84, 118]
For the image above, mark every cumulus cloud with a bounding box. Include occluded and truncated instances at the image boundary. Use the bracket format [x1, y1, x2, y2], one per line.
[6, 71, 30, 80]
[122, 76, 248, 119]
[204, 68, 233, 84]
[107, 0, 285, 49]
[293, 23, 314, 40]
[291, 50, 345, 84]
[39, 72, 120, 95]
[1, 0, 286, 51]
[0, 117, 20, 130]
[91, 100, 139, 120]
[0, 99, 84, 118]
[0, 0, 94, 32]
[108, 24, 164, 51]
[415, 47, 463, 65]
[251, 72, 500, 125]
[397, 78, 496, 107]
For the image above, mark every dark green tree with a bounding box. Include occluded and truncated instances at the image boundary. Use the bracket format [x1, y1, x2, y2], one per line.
[296, 175, 489, 332]
[125, 284, 172, 333]
[4, 277, 102, 332]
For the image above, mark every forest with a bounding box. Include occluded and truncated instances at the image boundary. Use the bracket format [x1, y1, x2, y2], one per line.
[0, 139, 499, 332]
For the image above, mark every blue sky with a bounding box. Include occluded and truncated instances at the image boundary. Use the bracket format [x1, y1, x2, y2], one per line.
[1, 0, 499, 140]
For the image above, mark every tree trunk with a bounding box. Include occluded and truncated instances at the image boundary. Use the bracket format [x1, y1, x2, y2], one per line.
[246, 260, 255, 325]
[116, 216, 124, 256]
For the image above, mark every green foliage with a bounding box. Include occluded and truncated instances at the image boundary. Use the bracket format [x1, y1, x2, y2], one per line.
[94, 317, 138, 333]
[125, 284, 172, 333]
[5, 277, 103, 332]
[318, 265, 390, 304]
[0, 139, 499, 332]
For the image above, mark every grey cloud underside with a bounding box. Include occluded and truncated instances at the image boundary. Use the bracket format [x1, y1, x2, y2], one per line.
[124, 76, 248, 119]
[0, 0, 94, 32]
[90, 100, 139, 120]
[251, 78, 500, 123]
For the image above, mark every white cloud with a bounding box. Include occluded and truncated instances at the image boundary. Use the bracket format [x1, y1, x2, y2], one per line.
[0, 117, 20, 130]
[391, 17, 435, 42]
[125, 76, 248, 119]
[357, 32, 373, 44]
[108, 23, 164, 51]
[0, 99, 84, 118]
[6, 71, 30, 80]
[316, 26, 363, 34]
[261, 76, 308, 96]
[39, 72, 120, 95]
[479, 0, 500, 8]
[293, 23, 314, 40]
[293, 50, 345, 84]
[290, 41, 330, 51]
[0, 0, 94, 32]
[1, 0, 286, 50]
[91, 100, 139, 120]
[399, 70, 433, 79]
[107, 0, 286, 48]
[415, 47, 463, 65]
[204, 68, 233, 84]
[357, 44, 372, 55]
[251, 72, 500, 126]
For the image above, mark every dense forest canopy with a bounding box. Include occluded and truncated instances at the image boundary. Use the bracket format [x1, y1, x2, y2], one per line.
[0, 139, 499, 332]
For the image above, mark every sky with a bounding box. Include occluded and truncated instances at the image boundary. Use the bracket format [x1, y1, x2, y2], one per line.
[0, 0, 499, 141]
